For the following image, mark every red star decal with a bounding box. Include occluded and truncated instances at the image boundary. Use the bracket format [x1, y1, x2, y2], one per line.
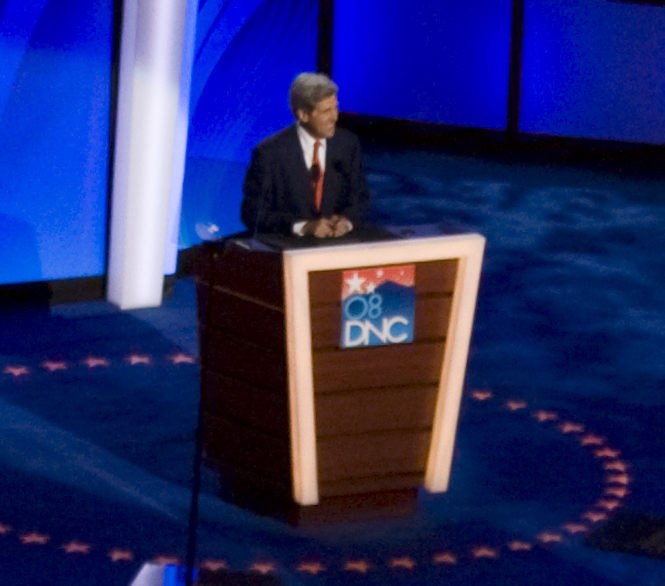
[562, 522, 588, 534]
[168, 352, 196, 365]
[603, 460, 629, 472]
[152, 555, 181, 566]
[471, 390, 493, 401]
[605, 473, 631, 485]
[537, 531, 563, 544]
[594, 447, 621, 458]
[604, 486, 630, 498]
[595, 499, 622, 511]
[0, 522, 12, 535]
[472, 546, 498, 559]
[42, 360, 67, 372]
[344, 560, 372, 573]
[61, 540, 92, 554]
[83, 356, 109, 368]
[505, 400, 527, 411]
[108, 548, 134, 562]
[200, 560, 228, 572]
[558, 422, 585, 434]
[3, 365, 30, 377]
[127, 354, 151, 366]
[20, 532, 50, 545]
[506, 540, 532, 552]
[583, 511, 608, 523]
[580, 434, 605, 446]
[432, 552, 457, 564]
[532, 410, 558, 422]
[296, 561, 325, 575]
[250, 562, 276, 575]
[389, 557, 416, 569]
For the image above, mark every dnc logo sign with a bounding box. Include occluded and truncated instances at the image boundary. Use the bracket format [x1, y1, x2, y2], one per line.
[340, 265, 416, 349]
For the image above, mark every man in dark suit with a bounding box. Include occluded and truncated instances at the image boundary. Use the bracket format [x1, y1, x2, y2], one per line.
[241, 73, 370, 238]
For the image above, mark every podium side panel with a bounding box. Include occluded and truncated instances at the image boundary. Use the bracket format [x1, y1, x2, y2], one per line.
[195, 243, 292, 504]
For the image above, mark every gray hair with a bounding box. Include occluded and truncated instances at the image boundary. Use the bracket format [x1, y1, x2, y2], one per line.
[289, 72, 339, 116]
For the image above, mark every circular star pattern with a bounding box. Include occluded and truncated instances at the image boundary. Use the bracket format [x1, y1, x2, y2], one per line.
[0, 358, 638, 581]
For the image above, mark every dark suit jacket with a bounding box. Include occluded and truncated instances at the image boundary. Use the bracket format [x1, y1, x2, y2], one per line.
[241, 124, 370, 235]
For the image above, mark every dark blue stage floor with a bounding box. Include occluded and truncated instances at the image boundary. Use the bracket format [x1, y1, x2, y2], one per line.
[1, 145, 664, 585]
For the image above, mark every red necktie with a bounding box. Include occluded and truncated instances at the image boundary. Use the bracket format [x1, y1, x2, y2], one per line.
[312, 140, 324, 211]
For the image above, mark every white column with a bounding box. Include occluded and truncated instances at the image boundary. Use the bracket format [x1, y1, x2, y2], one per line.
[107, 0, 196, 309]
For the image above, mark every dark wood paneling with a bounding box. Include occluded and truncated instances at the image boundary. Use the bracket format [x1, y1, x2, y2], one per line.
[313, 341, 444, 392]
[309, 270, 342, 305]
[205, 330, 287, 391]
[415, 260, 458, 295]
[204, 413, 291, 483]
[319, 473, 425, 497]
[208, 287, 285, 350]
[203, 371, 289, 437]
[194, 246, 459, 521]
[315, 385, 438, 436]
[227, 468, 293, 515]
[293, 488, 418, 525]
[316, 430, 431, 481]
[209, 245, 283, 307]
[191, 244, 213, 285]
[415, 295, 453, 339]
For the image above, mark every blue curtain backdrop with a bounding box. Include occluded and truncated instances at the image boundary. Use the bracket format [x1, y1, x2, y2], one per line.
[520, 0, 665, 144]
[0, 0, 113, 285]
[179, 0, 318, 247]
[331, 0, 513, 130]
[3, 0, 664, 282]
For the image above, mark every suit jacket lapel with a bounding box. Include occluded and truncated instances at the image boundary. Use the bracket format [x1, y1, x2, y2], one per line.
[284, 124, 316, 215]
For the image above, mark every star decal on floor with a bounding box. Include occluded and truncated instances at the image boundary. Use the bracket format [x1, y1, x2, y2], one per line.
[19, 532, 50, 545]
[296, 561, 326, 575]
[0, 377, 636, 581]
[3, 365, 30, 377]
[2, 351, 197, 374]
[61, 540, 93, 554]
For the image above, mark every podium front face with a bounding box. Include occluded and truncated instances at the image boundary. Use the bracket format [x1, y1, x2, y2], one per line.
[195, 234, 485, 520]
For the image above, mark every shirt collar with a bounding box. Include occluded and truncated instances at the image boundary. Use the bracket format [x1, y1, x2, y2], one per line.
[296, 122, 326, 149]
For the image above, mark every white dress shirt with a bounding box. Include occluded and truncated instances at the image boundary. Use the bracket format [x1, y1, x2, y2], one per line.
[293, 124, 327, 235]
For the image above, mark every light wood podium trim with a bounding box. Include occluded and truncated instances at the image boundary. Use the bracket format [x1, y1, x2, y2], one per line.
[283, 234, 485, 505]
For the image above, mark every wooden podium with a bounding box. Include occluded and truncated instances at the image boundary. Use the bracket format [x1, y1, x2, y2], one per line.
[193, 233, 485, 523]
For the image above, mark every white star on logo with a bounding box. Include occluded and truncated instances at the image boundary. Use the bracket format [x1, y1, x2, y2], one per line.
[365, 282, 377, 294]
[345, 272, 366, 294]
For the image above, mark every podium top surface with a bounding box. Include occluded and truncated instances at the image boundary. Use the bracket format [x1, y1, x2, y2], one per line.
[276, 232, 485, 274]
[224, 228, 485, 267]
[255, 225, 398, 251]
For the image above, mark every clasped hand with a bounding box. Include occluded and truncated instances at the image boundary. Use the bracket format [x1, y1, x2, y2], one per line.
[303, 214, 352, 238]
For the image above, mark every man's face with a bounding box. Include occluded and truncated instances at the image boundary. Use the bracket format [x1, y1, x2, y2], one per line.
[297, 94, 339, 139]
